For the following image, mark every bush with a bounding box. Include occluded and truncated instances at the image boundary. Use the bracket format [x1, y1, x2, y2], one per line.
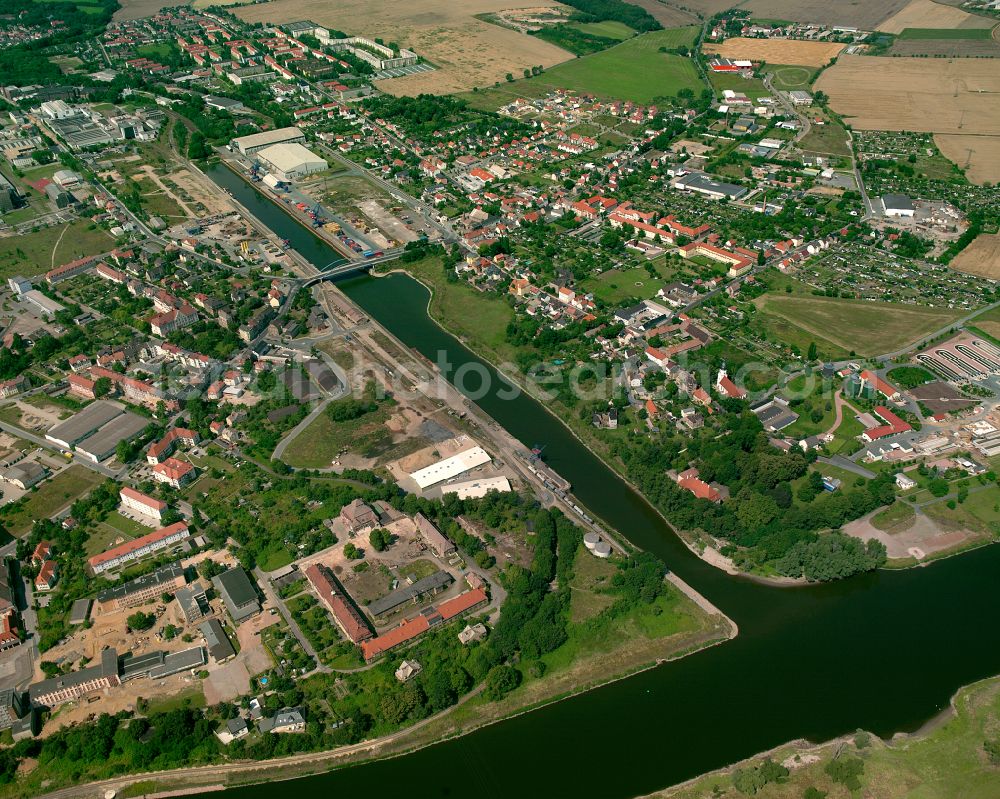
[127, 612, 155, 631]
[824, 755, 864, 790]
[484, 664, 521, 701]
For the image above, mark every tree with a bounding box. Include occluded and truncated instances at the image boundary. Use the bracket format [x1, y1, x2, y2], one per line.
[505, 72, 514, 82]
[368, 528, 390, 552]
[94, 376, 112, 398]
[127, 612, 155, 631]
[484, 664, 521, 701]
[824, 756, 864, 791]
[928, 478, 949, 497]
[343, 542, 361, 559]
[807, 341, 818, 361]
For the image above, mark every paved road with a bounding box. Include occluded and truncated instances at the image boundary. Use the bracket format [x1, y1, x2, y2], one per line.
[253, 566, 329, 674]
[817, 455, 876, 479]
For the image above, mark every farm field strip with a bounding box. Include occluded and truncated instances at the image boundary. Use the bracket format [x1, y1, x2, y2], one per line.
[703, 37, 844, 67]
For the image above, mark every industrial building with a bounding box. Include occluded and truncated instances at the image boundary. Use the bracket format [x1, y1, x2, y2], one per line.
[443, 476, 512, 500]
[0, 173, 20, 214]
[74, 412, 149, 463]
[882, 194, 915, 218]
[675, 172, 748, 201]
[255, 142, 327, 181]
[22, 289, 65, 318]
[232, 126, 305, 156]
[45, 400, 125, 450]
[409, 445, 492, 490]
[368, 570, 453, 617]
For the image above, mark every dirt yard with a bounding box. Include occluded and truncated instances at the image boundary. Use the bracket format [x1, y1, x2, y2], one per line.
[935, 133, 1000, 184]
[704, 37, 844, 67]
[877, 0, 995, 32]
[235, 0, 573, 95]
[815, 56, 1000, 136]
[949, 232, 1000, 279]
[742, 0, 909, 29]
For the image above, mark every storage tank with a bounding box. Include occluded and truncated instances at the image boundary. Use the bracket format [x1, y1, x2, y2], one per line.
[593, 541, 612, 559]
[583, 531, 601, 550]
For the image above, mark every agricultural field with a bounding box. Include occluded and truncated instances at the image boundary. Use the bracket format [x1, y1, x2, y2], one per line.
[742, 0, 909, 28]
[703, 37, 844, 67]
[753, 294, 963, 356]
[235, 0, 573, 95]
[889, 24, 1000, 57]
[877, 0, 995, 33]
[618, 0, 699, 27]
[112, 0, 175, 21]
[815, 56, 1000, 136]
[950, 233, 1000, 279]
[935, 133, 1000, 184]
[568, 21, 635, 40]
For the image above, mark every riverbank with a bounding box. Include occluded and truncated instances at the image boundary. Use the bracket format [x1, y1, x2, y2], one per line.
[378, 263, 801, 587]
[31, 582, 734, 799]
[643, 673, 1000, 799]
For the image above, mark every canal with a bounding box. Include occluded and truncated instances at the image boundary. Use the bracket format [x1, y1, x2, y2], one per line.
[209, 165, 1000, 799]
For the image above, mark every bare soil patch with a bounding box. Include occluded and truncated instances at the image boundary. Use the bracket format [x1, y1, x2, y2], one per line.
[815, 56, 1000, 136]
[704, 37, 844, 67]
[113, 0, 188, 22]
[950, 232, 1000, 278]
[235, 0, 573, 95]
[877, 0, 994, 32]
[935, 133, 1000, 184]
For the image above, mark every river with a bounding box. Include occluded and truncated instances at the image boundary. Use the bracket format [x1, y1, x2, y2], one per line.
[207, 164, 1000, 798]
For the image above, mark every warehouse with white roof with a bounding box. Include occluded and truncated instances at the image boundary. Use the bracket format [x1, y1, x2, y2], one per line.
[410, 446, 492, 490]
[231, 126, 305, 156]
[255, 142, 327, 181]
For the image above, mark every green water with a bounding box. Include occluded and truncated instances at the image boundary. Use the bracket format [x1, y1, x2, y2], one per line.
[208, 165, 1000, 799]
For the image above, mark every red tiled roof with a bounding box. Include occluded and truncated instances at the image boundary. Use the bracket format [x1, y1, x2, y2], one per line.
[120, 486, 168, 512]
[305, 564, 372, 643]
[153, 457, 194, 481]
[437, 587, 488, 620]
[88, 521, 188, 569]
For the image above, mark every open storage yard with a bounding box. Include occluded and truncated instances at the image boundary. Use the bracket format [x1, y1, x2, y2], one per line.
[876, 0, 996, 33]
[704, 37, 845, 67]
[235, 0, 573, 95]
[815, 56, 1000, 136]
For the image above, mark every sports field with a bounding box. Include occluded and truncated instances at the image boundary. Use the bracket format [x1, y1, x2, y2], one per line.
[704, 37, 844, 67]
[767, 64, 817, 92]
[754, 294, 963, 356]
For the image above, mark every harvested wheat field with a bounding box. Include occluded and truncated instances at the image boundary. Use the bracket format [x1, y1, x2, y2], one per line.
[815, 56, 1000, 136]
[935, 134, 1000, 184]
[877, 0, 995, 33]
[704, 37, 844, 67]
[950, 233, 1000, 279]
[742, 0, 909, 29]
[623, 0, 699, 27]
[235, 0, 573, 95]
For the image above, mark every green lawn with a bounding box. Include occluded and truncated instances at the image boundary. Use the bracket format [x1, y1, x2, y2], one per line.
[0, 221, 114, 281]
[568, 21, 635, 40]
[898, 27, 994, 39]
[470, 28, 703, 104]
[579, 264, 676, 305]
[708, 71, 770, 100]
[391, 255, 515, 363]
[754, 293, 962, 357]
[0, 466, 104, 537]
[797, 114, 852, 158]
[871, 501, 916, 533]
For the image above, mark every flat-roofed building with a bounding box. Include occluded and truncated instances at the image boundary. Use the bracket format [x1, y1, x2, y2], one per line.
[410, 445, 492, 490]
[675, 172, 747, 201]
[95, 563, 187, 612]
[45, 400, 124, 450]
[255, 142, 327, 181]
[175, 582, 209, 623]
[232, 126, 305, 156]
[75, 411, 148, 463]
[213, 567, 260, 624]
[443, 475, 511, 500]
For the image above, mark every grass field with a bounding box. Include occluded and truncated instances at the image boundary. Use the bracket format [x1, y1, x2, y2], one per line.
[652, 674, 1000, 799]
[391, 255, 515, 363]
[579, 264, 677, 305]
[898, 26, 995, 38]
[1, 467, 104, 537]
[797, 113, 852, 158]
[872, 501, 916, 533]
[0, 221, 114, 281]
[755, 294, 962, 356]
[465, 28, 703, 105]
[568, 21, 635, 40]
